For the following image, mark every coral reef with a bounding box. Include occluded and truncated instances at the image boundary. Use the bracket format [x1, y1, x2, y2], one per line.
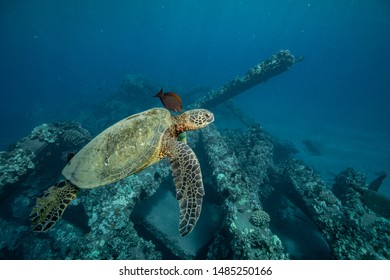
[1, 114, 389, 260]
[0, 122, 91, 202]
[1, 49, 389, 260]
[250, 210, 271, 228]
[1, 149, 163, 259]
[332, 168, 367, 209]
[275, 160, 390, 259]
[200, 124, 288, 260]
[0, 149, 35, 187]
[0, 122, 92, 258]
[67, 171, 163, 260]
[223, 124, 273, 189]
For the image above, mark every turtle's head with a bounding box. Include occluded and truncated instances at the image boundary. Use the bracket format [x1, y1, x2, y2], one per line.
[177, 109, 214, 132]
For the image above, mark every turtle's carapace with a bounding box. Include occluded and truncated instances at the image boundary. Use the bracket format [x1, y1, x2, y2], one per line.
[154, 88, 183, 112]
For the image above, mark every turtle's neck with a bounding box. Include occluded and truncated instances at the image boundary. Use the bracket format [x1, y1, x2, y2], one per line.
[174, 112, 197, 134]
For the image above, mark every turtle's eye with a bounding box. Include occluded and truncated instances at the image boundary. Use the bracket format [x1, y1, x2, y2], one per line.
[204, 112, 214, 123]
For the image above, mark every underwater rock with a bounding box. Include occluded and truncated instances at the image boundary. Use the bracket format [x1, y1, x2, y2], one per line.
[74, 171, 163, 260]
[333, 168, 390, 219]
[277, 161, 390, 259]
[223, 125, 273, 190]
[332, 168, 367, 209]
[0, 122, 91, 202]
[200, 124, 287, 259]
[2, 115, 389, 260]
[12, 167, 163, 260]
[0, 149, 35, 189]
[138, 189, 223, 259]
[2, 52, 389, 259]
[0, 219, 30, 259]
[45, 158, 166, 260]
[0, 122, 93, 259]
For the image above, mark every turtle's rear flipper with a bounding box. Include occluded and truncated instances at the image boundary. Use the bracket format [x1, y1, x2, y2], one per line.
[30, 181, 79, 232]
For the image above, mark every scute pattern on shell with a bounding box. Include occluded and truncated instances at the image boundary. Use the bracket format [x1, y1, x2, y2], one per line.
[62, 108, 173, 189]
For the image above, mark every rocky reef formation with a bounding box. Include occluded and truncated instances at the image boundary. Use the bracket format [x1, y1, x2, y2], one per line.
[1, 50, 388, 260]
[1, 118, 389, 260]
[0, 121, 163, 259]
[0, 115, 390, 259]
[0, 122, 91, 200]
[200, 124, 287, 259]
[272, 161, 389, 259]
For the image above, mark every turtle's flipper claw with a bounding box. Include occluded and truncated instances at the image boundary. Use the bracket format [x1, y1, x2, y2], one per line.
[30, 181, 79, 232]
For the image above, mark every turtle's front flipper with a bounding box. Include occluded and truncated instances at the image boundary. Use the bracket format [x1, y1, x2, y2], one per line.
[167, 140, 204, 236]
[30, 181, 79, 232]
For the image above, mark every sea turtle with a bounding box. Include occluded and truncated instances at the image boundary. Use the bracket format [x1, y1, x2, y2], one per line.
[30, 107, 214, 236]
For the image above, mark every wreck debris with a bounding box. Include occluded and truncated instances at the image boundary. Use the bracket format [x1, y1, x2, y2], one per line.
[224, 100, 256, 127]
[200, 125, 287, 259]
[2, 48, 389, 260]
[333, 169, 390, 219]
[192, 50, 302, 109]
[276, 161, 390, 259]
[0, 122, 91, 203]
[250, 209, 271, 228]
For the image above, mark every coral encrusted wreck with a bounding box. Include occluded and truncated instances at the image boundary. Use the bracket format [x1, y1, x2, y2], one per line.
[1, 50, 389, 260]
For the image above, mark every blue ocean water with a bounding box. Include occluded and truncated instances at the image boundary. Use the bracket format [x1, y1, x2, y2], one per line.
[2, 0, 389, 191]
[0, 0, 389, 260]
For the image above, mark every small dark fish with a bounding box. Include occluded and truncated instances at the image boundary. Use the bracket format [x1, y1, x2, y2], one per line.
[302, 139, 322, 156]
[154, 88, 183, 112]
[368, 173, 387, 192]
